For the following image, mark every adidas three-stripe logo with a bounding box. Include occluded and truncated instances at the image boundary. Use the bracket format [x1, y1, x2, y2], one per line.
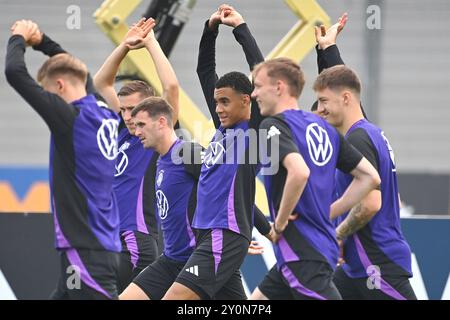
[185, 265, 199, 276]
[267, 125, 281, 139]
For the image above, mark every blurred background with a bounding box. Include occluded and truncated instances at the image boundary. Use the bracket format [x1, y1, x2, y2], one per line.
[0, 0, 449, 300]
[1, 0, 449, 215]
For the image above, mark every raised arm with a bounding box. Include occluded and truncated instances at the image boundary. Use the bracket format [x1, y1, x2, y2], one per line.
[31, 32, 66, 57]
[134, 27, 180, 124]
[221, 5, 265, 128]
[94, 18, 157, 114]
[5, 20, 78, 134]
[221, 5, 264, 70]
[312, 14, 368, 117]
[196, 9, 222, 129]
[93, 41, 129, 113]
[315, 13, 347, 74]
[94, 18, 151, 112]
[28, 24, 99, 96]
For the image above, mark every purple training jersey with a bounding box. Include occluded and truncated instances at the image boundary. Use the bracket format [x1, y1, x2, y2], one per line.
[261, 110, 362, 269]
[193, 120, 259, 242]
[156, 139, 202, 261]
[50, 95, 121, 252]
[335, 119, 412, 278]
[114, 123, 158, 238]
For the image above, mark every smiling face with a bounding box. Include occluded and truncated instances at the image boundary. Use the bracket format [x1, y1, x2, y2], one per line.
[251, 67, 279, 116]
[214, 87, 249, 128]
[315, 87, 346, 127]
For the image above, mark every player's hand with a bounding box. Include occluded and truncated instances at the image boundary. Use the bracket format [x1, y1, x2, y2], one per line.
[247, 240, 264, 255]
[267, 213, 297, 244]
[11, 20, 39, 44]
[208, 7, 222, 30]
[220, 4, 245, 28]
[124, 18, 155, 50]
[314, 12, 348, 50]
[270, 223, 282, 243]
[337, 238, 346, 266]
[28, 24, 43, 47]
[270, 220, 287, 244]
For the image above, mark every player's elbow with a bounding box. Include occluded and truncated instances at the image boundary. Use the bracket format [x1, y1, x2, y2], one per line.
[291, 165, 310, 184]
[284, 153, 310, 185]
[163, 81, 179, 100]
[361, 190, 382, 219]
[5, 63, 20, 86]
[369, 170, 381, 191]
[196, 64, 210, 80]
[93, 74, 108, 92]
[358, 159, 381, 191]
[196, 61, 207, 75]
[196, 65, 202, 75]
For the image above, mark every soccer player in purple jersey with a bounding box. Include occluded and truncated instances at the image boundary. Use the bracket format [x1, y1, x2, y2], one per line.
[94, 18, 180, 293]
[6, 20, 121, 299]
[249, 56, 380, 300]
[118, 97, 264, 300]
[312, 17, 416, 300]
[162, 5, 272, 300]
[314, 66, 416, 300]
[113, 97, 202, 300]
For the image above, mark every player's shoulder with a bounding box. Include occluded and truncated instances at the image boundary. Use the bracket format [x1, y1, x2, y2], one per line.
[97, 101, 120, 119]
[260, 113, 289, 130]
[347, 120, 382, 145]
[279, 108, 330, 128]
[179, 140, 204, 152]
[347, 127, 371, 144]
[78, 96, 119, 121]
[174, 140, 203, 164]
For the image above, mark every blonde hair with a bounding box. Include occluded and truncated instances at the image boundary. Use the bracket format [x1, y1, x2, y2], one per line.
[37, 53, 87, 84]
[253, 57, 305, 98]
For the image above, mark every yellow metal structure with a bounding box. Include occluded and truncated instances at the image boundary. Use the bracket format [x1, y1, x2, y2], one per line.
[268, 0, 330, 61]
[94, 0, 330, 216]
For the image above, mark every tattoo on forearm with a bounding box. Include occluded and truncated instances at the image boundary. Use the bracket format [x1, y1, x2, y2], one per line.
[337, 203, 372, 239]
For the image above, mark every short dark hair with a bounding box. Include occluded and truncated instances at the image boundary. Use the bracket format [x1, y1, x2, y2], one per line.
[253, 57, 305, 98]
[313, 65, 361, 96]
[37, 53, 87, 84]
[118, 80, 155, 99]
[215, 71, 252, 96]
[131, 96, 173, 126]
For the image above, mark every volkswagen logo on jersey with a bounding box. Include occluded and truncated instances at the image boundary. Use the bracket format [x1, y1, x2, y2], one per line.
[156, 190, 169, 220]
[114, 141, 130, 177]
[97, 119, 119, 160]
[203, 142, 225, 168]
[306, 123, 333, 166]
[156, 170, 164, 187]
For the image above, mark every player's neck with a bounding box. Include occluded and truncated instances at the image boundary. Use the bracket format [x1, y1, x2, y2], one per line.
[275, 96, 299, 114]
[157, 130, 178, 156]
[66, 87, 88, 104]
[341, 104, 365, 135]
